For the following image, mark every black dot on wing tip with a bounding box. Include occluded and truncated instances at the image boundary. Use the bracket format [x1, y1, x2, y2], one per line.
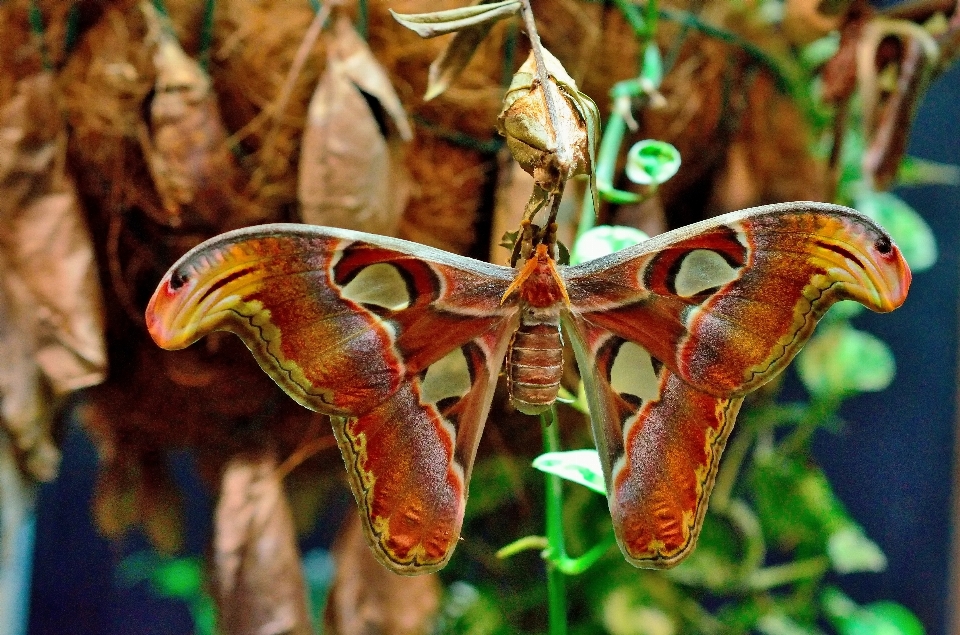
[170, 270, 188, 290]
[875, 235, 892, 255]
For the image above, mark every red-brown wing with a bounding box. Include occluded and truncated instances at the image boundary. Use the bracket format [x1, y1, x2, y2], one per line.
[561, 202, 910, 567]
[332, 322, 516, 573]
[563, 317, 740, 567]
[146, 224, 520, 573]
[562, 202, 911, 398]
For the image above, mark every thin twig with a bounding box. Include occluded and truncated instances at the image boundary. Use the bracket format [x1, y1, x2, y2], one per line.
[275, 433, 338, 480]
[251, 1, 334, 191]
[519, 0, 560, 142]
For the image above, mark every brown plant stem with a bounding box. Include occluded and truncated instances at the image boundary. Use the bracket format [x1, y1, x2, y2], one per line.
[518, 0, 560, 143]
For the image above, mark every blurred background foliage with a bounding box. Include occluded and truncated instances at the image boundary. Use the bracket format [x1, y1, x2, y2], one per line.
[1, 0, 957, 634]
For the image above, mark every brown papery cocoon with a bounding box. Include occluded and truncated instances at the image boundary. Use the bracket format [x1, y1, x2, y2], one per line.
[214, 452, 312, 635]
[0, 72, 107, 481]
[298, 14, 413, 236]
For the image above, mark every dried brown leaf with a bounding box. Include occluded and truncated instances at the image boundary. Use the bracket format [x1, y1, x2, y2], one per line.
[858, 20, 938, 189]
[140, 2, 251, 229]
[213, 453, 312, 635]
[0, 72, 106, 481]
[324, 512, 440, 635]
[425, 20, 497, 101]
[298, 15, 412, 235]
[328, 15, 413, 141]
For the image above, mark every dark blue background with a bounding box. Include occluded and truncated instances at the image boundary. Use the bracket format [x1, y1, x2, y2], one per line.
[812, 63, 960, 633]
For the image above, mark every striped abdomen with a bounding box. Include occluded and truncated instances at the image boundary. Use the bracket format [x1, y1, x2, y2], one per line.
[506, 322, 563, 415]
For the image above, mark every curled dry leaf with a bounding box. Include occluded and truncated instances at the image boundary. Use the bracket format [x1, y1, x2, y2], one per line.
[424, 13, 500, 102]
[389, 0, 521, 38]
[0, 72, 106, 481]
[392, 0, 522, 100]
[497, 48, 599, 207]
[324, 512, 441, 635]
[140, 2, 250, 229]
[214, 452, 312, 635]
[298, 14, 413, 235]
[857, 19, 938, 190]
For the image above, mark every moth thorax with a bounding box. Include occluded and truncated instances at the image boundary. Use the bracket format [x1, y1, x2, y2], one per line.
[506, 322, 563, 415]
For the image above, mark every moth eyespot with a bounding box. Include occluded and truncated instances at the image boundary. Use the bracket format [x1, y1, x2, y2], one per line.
[874, 236, 892, 255]
[170, 270, 188, 290]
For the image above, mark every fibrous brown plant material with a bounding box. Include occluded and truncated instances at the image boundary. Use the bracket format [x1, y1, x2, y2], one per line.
[324, 512, 441, 635]
[0, 71, 107, 481]
[214, 452, 312, 635]
[298, 13, 413, 235]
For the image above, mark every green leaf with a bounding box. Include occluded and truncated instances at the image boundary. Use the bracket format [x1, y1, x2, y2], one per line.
[800, 33, 840, 69]
[855, 190, 937, 272]
[389, 1, 521, 38]
[570, 225, 648, 265]
[822, 588, 925, 635]
[625, 139, 681, 185]
[193, 596, 218, 635]
[751, 454, 859, 550]
[756, 612, 824, 635]
[556, 239, 571, 266]
[822, 300, 865, 323]
[602, 588, 677, 635]
[152, 558, 203, 599]
[827, 526, 887, 574]
[498, 228, 519, 251]
[796, 323, 896, 398]
[865, 603, 926, 635]
[897, 155, 960, 187]
[533, 449, 606, 495]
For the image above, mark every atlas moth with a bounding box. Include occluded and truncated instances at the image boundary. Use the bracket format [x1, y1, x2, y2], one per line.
[146, 201, 910, 575]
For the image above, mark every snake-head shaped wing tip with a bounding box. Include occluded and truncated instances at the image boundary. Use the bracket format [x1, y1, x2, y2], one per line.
[145, 267, 193, 350]
[832, 211, 911, 314]
[145, 238, 264, 351]
[868, 233, 911, 312]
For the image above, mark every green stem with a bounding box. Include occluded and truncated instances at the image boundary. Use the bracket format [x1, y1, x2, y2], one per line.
[594, 111, 645, 205]
[747, 556, 830, 591]
[553, 530, 617, 575]
[609, 0, 651, 38]
[497, 535, 550, 558]
[28, 0, 51, 70]
[777, 396, 841, 456]
[198, 0, 216, 71]
[540, 408, 568, 635]
[709, 426, 753, 511]
[357, 0, 368, 39]
[657, 7, 805, 103]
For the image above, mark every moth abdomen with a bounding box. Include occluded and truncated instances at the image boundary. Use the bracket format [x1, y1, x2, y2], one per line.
[506, 322, 563, 415]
